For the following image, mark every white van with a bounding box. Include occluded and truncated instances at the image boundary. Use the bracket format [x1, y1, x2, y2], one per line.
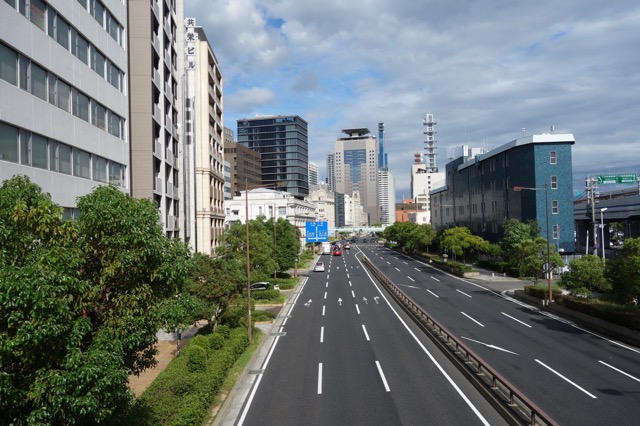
[322, 242, 332, 255]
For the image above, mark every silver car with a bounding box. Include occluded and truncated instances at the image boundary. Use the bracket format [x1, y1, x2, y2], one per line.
[314, 262, 325, 272]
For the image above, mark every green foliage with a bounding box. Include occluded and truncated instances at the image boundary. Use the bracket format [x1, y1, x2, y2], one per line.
[439, 226, 490, 262]
[135, 327, 249, 426]
[0, 177, 191, 424]
[218, 220, 277, 282]
[158, 293, 205, 335]
[208, 333, 225, 350]
[215, 324, 231, 339]
[252, 310, 277, 322]
[561, 255, 610, 298]
[381, 222, 436, 253]
[523, 284, 562, 299]
[268, 217, 301, 271]
[249, 289, 281, 301]
[606, 238, 640, 304]
[220, 305, 250, 329]
[555, 297, 640, 331]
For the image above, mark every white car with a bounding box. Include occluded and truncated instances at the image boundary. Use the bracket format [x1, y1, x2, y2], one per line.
[314, 262, 325, 272]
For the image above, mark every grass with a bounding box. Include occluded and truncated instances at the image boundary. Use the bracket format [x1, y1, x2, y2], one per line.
[202, 328, 265, 425]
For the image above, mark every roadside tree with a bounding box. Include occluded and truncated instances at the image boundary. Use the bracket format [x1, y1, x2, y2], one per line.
[606, 238, 640, 304]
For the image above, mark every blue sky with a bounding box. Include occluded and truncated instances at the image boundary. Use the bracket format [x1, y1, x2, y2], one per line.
[186, 0, 640, 201]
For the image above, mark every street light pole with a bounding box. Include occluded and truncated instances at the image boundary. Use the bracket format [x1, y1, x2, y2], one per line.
[600, 207, 608, 261]
[513, 184, 553, 304]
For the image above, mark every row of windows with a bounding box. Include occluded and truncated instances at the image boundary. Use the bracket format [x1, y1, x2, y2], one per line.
[0, 43, 125, 139]
[0, 121, 126, 186]
[76, 0, 125, 46]
[439, 199, 561, 216]
[3, 0, 125, 92]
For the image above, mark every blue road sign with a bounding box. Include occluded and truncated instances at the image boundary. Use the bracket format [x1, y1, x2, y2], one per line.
[305, 221, 328, 243]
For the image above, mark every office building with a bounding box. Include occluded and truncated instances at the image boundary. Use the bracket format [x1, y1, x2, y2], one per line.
[308, 161, 318, 186]
[128, 0, 183, 238]
[181, 24, 224, 254]
[0, 0, 128, 213]
[326, 153, 335, 191]
[333, 128, 379, 224]
[430, 133, 576, 251]
[223, 139, 261, 196]
[378, 168, 396, 225]
[237, 115, 309, 197]
[411, 161, 445, 224]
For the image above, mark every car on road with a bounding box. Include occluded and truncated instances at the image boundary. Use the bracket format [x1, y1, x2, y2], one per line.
[333, 249, 342, 256]
[250, 282, 279, 291]
[344, 243, 351, 249]
[314, 262, 325, 272]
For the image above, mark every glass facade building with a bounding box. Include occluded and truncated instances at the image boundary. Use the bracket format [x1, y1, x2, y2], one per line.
[237, 115, 309, 198]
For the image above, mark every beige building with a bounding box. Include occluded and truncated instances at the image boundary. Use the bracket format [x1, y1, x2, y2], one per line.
[128, 0, 183, 238]
[181, 24, 225, 254]
[344, 191, 367, 227]
[411, 164, 445, 224]
[309, 184, 336, 229]
[224, 139, 262, 196]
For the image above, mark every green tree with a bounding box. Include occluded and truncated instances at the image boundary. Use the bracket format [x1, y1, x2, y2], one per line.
[0, 177, 191, 424]
[561, 255, 609, 298]
[268, 217, 300, 272]
[218, 219, 277, 282]
[185, 253, 244, 328]
[500, 218, 540, 263]
[606, 238, 640, 304]
[382, 221, 435, 253]
[439, 227, 490, 263]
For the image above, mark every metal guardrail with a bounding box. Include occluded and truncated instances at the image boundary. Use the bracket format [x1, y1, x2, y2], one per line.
[362, 256, 558, 426]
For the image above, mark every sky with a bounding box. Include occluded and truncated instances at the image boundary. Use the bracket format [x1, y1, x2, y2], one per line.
[185, 0, 640, 201]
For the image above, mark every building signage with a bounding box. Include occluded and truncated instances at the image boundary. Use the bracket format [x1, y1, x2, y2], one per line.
[185, 17, 197, 70]
[305, 221, 328, 243]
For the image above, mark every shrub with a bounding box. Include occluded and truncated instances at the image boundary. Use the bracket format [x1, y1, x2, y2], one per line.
[250, 289, 280, 301]
[252, 310, 276, 322]
[215, 324, 230, 339]
[208, 334, 224, 351]
[185, 345, 207, 373]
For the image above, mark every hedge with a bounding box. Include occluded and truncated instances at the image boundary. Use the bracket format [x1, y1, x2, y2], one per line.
[132, 327, 249, 425]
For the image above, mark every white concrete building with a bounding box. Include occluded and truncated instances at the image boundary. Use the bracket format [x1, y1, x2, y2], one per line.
[378, 168, 396, 225]
[181, 24, 225, 255]
[308, 161, 318, 186]
[411, 164, 445, 224]
[309, 184, 335, 229]
[1, 0, 128, 213]
[225, 188, 315, 239]
[344, 191, 367, 227]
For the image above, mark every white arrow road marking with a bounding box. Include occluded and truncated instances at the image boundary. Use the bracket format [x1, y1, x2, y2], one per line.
[461, 336, 519, 355]
[317, 363, 323, 394]
[501, 312, 532, 328]
[320, 326, 324, 343]
[374, 296, 380, 304]
[397, 284, 420, 289]
[535, 359, 597, 399]
[598, 361, 640, 383]
[338, 298, 342, 306]
[427, 289, 439, 298]
[375, 361, 391, 392]
[431, 276, 440, 282]
[457, 289, 472, 298]
[407, 276, 415, 282]
[461, 312, 485, 327]
[304, 299, 312, 307]
[363, 297, 368, 304]
[362, 324, 370, 341]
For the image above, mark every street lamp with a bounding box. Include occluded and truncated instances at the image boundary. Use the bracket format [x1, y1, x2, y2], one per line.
[513, 184, 552, 304]
[600, 208, 608, 261]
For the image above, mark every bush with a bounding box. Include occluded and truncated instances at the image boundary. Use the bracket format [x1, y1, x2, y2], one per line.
[220, 306, 249, 328]
[523, 284, 562, 299]
[215, 324, 230, 339]
[208, 334, 224, 351]
[185, 345, 207, 373]
[556, 298, 640, 331]
[252, 310, 276, 322]
[249, 289, 280, 301]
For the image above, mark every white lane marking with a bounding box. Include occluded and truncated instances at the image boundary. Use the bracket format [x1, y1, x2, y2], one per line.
[461, 336, 519, 355]
[407, 276, 415, 282]
[322, 305, 325, 316]
[395, 267, 401, 272]
[535, 359, 597, 399]
[355, 255, 490, 425]
[403, 261, 408, 265]
[415, 267, 421, 271]
[347, 274, 350, 278]
[362, 324, 370, 341]
[318, 363, 323, 394]
[431, 276, 440, 282]
[320, 326, 324, 343]
[326, 281, 328, 288]
[397, 283, 420, 289]
[387, 261, 391, 264]
[427, 289, 439, 298]
[355, 304, 360, 314]
[351, 290, 355, 298]
[501, 312, 532, 328]
[324, 291, 327, 299]
[376, 361, 391, 392]
[456, 289, 472, 298]
[461, 312, 485, 327]
[599, 361, 640, 383]
[349, 281, 352, 287]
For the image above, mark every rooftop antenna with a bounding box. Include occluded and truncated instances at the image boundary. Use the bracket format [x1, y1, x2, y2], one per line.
[522, 128, 526, 137]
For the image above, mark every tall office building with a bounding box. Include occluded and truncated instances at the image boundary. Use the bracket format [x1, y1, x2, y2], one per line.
[378, 122, 387, 169]
[326, 153, 335, 191]
[181, 24, 225, 254]
[1, 0, 129, 212]
[334, 128, 379, 224]
[308, 161, 318, 186]
[379, 168, 396, 225]
[237, 115, 309, 197]
[423, 112, 438, 173]
[223, 139, 261, 196]
[128, 0, 183, 238]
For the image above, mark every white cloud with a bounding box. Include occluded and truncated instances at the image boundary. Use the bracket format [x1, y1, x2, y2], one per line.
[187, 0, 640, 199]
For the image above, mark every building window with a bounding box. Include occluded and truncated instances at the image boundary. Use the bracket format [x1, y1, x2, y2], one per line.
[552, 200, 559, 214]
[31, 134, 48, 169]
[0, 121, 19, 162]
[550, 151, 557, 164]
[551, 175, 558, 189]
[29, 0, 46, 32]
[93, 156, 107, 182]
[73, 148, 91, 178]
[59, 143, 72, 174]
[0, 43, 17, 85]
[278, 206, 286, 216]
[553, 224, 559, 240]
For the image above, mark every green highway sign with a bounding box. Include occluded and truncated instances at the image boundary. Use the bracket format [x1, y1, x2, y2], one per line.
[597, 174, 637, 184]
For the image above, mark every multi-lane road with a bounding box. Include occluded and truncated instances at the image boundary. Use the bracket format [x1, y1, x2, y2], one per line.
[229, 243, 640, 425]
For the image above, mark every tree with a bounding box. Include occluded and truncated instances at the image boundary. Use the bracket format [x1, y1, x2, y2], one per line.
[268, 217, 300, 272]
[500, 218, 540, 264]
[185, 253, 244, 329]
[0, 177, 191, 424]
[439, 227, 490, 263]
[218, 219, 277, 282]
[561, 255, 609, 298]
[381, 221, 435, 253]
[606, 238, 640, 304]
